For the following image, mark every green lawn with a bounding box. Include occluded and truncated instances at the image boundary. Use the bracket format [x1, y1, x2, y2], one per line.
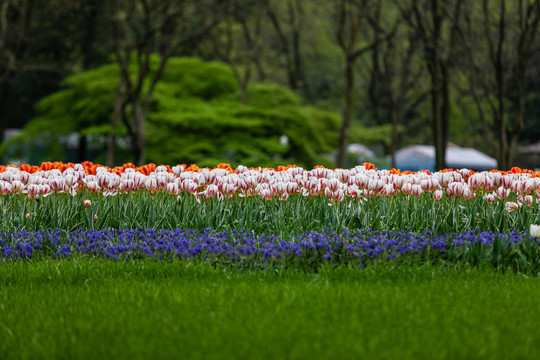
[1, 260, 539, 359]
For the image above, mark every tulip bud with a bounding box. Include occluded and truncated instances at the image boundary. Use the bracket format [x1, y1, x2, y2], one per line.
[83, 199, 92, 208]
[94, 214, 98, 223]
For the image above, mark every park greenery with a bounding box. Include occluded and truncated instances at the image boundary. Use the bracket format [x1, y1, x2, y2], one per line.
[1, 1, 540, 357]
[1, 0, 539, 170]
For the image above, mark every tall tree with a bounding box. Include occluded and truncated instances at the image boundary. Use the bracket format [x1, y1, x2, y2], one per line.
[265, 0, 307, 94]
[108, 0, 223, 166]
[0, 0, 31, 142]
[334, 0, 397, 168]
[395, 0, 463, 170]
[364, 0, 426, 168]
[206, 0, 266, 104]
[454, 0, 540, 169]
[77, 0, 105, 162]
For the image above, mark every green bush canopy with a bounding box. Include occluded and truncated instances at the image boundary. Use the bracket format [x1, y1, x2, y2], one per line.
[14, 57, 340, 168]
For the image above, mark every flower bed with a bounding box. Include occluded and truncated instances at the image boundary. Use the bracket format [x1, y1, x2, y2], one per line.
[2, 227, 539, 272]
[1, 161, 539, 271]
[0, 162, 539, 234]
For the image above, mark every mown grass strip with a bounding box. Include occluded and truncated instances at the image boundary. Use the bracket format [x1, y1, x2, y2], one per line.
[1, 259, 540, 360]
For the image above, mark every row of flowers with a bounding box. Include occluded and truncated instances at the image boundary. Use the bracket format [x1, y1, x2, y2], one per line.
[1, 162, 540, 209]
[2, 226, 540, 265]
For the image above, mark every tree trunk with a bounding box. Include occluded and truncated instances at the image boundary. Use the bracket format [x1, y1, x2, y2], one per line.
[134, 103, 146, 166]
[430, 0, 446, 171]
[77, 0, 101, 163]
[0, 85, 6, 143]
[495, 0, 507, 169]
[441, 63, 450, 168]
[107, 83, 124, 167]
[390, 105, 398, 169]
[76, 135, 87, 163]
[337, 60, 355, 168]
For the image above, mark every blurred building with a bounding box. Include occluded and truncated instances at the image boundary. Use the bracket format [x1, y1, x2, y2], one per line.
[395, 144, 498, 172]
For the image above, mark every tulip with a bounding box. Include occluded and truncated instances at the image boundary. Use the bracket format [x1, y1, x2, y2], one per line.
[448, 182, 464, 197]
[410, 184, 424, 197]
[0, 181, 11, 195]
[27, 184, 40, 199]
[324, 187, 334, 200]
[172, 165, 185, 176]
[11, 180, 24, 194]
[467, 174, 482, 191]
[166, 182, 180, 196]
[401, 183, 412, 195]
[97, 174, 111, 188]
[326, 178, 340, 192]
[530, 224, 540, 238]
[259, 188, 273, 200]
[433, 189, 443, 201]
[336, 169, 352, 184]
[64, 174, 77, 187]
[355, 175, 369, 189]
[133, 173, 146, 188]
[273, 181, 287, 195]
[505, 202, 520, 213]
[520, 180, 534, 194]
[463, 187, 475, 200]
[20, 171, 30, 184]
[335, 189, 345, 203]
[86, 181, 100, 193]
[83, 199, 92, 208]
[497, 186, 510, 200]
[145, 177, 158, 191]
[244, 175, 260, 188]
[368, 179, 384, 192]
[286, 182, 298, 195]
[237, 165, 249, 174]
[380, 184, 395, 196]
[221, 183, 236, 196]
[204, 184, 219, 199]
[39, 184, 52, 197]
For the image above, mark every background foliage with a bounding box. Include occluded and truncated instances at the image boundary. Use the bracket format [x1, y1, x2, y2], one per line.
[1, 0, 539, 169]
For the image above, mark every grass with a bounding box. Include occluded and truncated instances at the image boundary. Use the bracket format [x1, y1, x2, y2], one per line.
[1, 259, 540, 359]
[2, 191, 539, 234]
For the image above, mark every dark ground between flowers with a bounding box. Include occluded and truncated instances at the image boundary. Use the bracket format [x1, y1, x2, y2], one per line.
[1, 260, 540, 360]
